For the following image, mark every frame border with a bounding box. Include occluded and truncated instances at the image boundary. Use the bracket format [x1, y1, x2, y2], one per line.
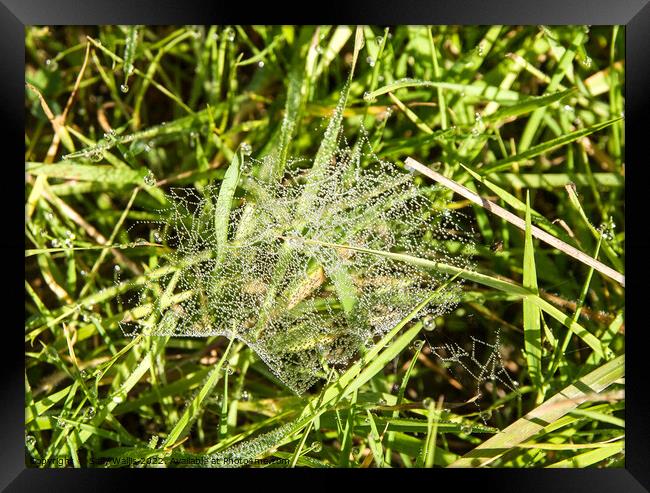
[8, 1, 649, 490]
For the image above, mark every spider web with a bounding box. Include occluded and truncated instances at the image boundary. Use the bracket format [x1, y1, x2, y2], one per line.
[427, 328, 520, 404]
[117, 132, 477, 394]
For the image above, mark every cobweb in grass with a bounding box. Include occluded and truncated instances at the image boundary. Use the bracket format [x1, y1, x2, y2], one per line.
[426, 328, 520, 411]
[118, 133, 477, 394]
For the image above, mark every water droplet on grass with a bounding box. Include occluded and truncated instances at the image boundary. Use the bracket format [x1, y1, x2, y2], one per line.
[89, 149, 103, 162]
[411, 339, 425, 350]
[104, 129, 117, 142]
[120, 83, 129, 93]
[144, 171, 156, 186]
[223, 28, 236, 42]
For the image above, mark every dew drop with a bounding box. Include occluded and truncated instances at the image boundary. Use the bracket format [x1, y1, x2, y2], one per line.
[411, 339, 425, 350]
[258, 60, 265, 68]
[310, 441, 323, 453]
[223, 28, 236, 42]
[241, 142, 252, 156]
[120, 83, 129, 93]
[45, 59, 58, 71]
[144, 171, 156, 186]
[366, 56, 375, 67]
[422, 397, 435, 410]
[89, 149, 103, 162]
[240, 390, 250, 402]
[461, 424, 473, 434]
[26, 435, 36, 446]
[113, 265, 121, 273]
[104, 129, 117, 142]
[423, 316, 436, 331]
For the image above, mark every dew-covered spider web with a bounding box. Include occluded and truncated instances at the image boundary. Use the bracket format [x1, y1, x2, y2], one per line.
[425, 327, 520, 414]
[118, 130, 478, 394]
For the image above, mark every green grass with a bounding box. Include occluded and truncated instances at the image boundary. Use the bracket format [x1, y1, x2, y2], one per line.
[25, 25, 624, 468]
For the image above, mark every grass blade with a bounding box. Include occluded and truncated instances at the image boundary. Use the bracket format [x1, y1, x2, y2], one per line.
[523, 192, 543, 394]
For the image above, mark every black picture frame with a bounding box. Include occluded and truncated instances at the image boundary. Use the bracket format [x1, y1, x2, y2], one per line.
[7, 1, 649, 490]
